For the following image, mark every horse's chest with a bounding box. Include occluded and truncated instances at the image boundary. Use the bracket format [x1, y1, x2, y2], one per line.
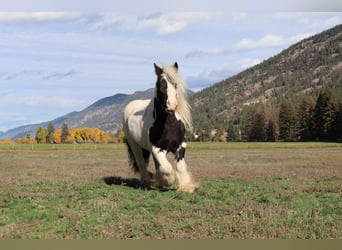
[149, 113, 185, 153]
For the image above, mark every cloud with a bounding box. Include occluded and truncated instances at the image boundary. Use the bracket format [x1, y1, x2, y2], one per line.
[273, 12, 342, 30]
[0, 69, 77, 81]
[17, 95, 88, 108]
[237, 58, 262, 69]
[1, 70, 43, 80]
[0, 12, 85, 23]
[42, 69, 77, 80]
[322, 16, 342, 27]
[307, 15, 342, 29]
[88, 14, 124, 31]
[230, 12, 248, 21]
[187, 67, 235, 90]
[233, 33, 312, 50]
[0, 89, 13, 97]
[185, 47, 228, 59]
[186, 57, 263, 91]
[272, 12, 305, 20]
[47, 96, 89, 108]
[138, 12, 216, 35]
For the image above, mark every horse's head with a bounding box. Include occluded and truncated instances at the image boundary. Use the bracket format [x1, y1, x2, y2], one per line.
[154, 62, 179, 113]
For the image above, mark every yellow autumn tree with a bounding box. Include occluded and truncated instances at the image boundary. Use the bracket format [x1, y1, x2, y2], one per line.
[53, 129, 62, 144]
[53, 127, 110, 144]
[118, 130, 125, 143]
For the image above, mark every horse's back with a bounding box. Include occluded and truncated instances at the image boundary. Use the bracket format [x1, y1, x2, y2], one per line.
[123, 99, 150, 121]
[123, 99, 152, 150]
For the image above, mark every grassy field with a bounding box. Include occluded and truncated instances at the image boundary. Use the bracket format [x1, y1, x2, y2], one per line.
[0, 142, 341, 239]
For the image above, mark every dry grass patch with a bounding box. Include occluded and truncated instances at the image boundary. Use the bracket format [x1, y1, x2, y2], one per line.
[0, 142, 341, 238]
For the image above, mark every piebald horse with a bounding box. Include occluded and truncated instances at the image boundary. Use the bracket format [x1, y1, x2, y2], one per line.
[122, 62, 198, 193]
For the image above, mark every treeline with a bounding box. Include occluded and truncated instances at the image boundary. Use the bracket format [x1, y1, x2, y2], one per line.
[194, 87, 342, 142]
[10, 123, 125, 144]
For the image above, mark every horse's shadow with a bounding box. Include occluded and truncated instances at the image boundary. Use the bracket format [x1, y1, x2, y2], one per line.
[102, 176, 171, 192]
[103, 176, 141, 189]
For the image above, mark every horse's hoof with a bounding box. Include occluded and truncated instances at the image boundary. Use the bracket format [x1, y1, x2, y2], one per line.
[155, 171, 175, 187]
[140, 181, 152, 190]
[177, 182, 199, 194]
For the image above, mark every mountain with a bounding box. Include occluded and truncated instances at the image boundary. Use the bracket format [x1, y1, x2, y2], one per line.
[0, 89, 155, 139]
[1, 25, 341, 140]
[190, 24, 342, 131]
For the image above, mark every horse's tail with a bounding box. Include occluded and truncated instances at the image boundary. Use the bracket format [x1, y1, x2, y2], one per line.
[125, 139, 140, 173]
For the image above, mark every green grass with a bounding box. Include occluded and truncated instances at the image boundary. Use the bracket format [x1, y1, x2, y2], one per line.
[0, 142, 341, 238]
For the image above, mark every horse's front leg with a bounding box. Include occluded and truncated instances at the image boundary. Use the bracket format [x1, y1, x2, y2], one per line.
[151, 145, 176, 187]
[175, 142, 198, 194]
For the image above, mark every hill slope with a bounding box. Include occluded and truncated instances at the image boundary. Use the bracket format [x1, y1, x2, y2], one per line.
[1, 89, 154, 139]
[190, 24, 342, 131]
[1, 25, 341, 140]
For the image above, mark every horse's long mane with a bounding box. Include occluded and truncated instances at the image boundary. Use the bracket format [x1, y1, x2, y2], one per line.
[160, 65, 192, 131]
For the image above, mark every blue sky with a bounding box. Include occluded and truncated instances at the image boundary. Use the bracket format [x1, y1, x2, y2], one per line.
[0, 1, 341, 132]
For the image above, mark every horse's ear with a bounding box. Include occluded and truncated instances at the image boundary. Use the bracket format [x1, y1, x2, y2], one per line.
[154, 63, 163, 76]
[173, 62, 178, 71]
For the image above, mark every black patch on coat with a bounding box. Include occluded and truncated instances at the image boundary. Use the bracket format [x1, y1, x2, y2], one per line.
[155, 75, 168, 111]
[142, 148, 150, 162]
[176, 146, 185, 161]
[149, 98, 185, 155]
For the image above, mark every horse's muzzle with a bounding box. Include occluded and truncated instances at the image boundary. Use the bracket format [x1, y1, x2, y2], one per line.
[166, 100, 177, 112]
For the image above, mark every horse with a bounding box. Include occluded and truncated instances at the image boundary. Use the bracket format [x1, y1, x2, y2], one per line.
[122, 62, 198, 193]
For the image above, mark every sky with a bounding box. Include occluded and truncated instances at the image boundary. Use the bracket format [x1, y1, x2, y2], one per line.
[0, 1, 341, 132]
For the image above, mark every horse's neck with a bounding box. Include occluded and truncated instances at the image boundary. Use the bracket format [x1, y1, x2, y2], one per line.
[154, 98, 185, 125]
[152, 98, 165, 120]
[149, 98, 185, 149]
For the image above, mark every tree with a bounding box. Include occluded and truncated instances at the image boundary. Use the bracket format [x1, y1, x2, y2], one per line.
[58, 127, 110, 144]
[331, 102, 342, 141]
[314, 88, 339, 141]
[264, 104, 279, 142]
[248, 108, 266, 141]
[298, 95, 316, 141]
[240, 105, 254, 141]
[279, 99, 298, 141]
[25, 132, 31, 139]
[241, 103, 266, 141]
[46, 122, 55, 144]
[35, 126, 47, 144]
[265, 119, 276, 142]
[118, 130, 125, 143]
[219, 132, 228, 142]
[61, 123, 70, 143]
[53, 129, 62, 144]
[226, 123, 240, 141]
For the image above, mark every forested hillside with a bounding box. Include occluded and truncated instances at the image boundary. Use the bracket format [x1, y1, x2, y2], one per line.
[190, 24, 342, 141]
[1, 25, 341, 142]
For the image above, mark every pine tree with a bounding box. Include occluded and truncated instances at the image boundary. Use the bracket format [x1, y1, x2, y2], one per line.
[248, 107, 266, 141]
[331, 102, 342, 141]
[61, 123, 69, 143]
[279, 99, 298, 141]
[314, 88, 339, 141]
[46, 122, 55, 144]
[298, 95, 316, 141]
[240, 105, 254, 141]
[265, 119, 276, 142]
[264, 104, 279, 142]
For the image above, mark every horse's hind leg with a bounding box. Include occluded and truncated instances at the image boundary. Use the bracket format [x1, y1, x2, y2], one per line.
[126, 139, 151, 188]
